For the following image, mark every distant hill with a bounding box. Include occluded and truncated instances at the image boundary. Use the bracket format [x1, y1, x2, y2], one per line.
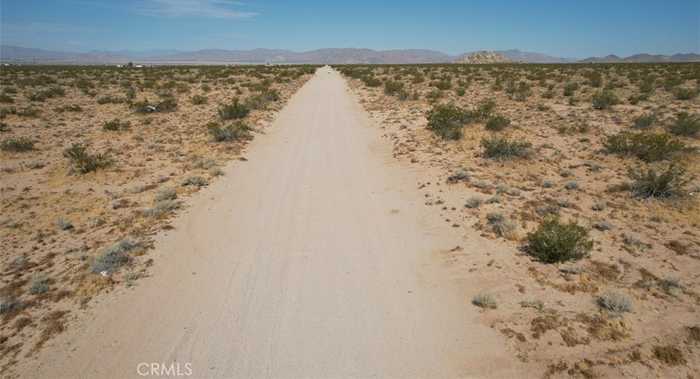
[580, 53, 700, 63]
[456, 51, 511, 64]
[2, 45, 698, 65]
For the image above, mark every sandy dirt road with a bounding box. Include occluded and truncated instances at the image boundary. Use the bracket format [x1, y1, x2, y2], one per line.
[17, 67, 527, 379]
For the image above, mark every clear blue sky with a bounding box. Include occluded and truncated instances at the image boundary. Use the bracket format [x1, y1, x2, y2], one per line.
[1, 0, 698, 58]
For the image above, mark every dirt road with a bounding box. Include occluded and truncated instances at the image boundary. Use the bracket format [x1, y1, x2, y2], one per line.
[18, 67, 526, 378]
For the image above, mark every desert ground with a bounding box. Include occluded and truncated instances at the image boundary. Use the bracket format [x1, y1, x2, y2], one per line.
[338, 62, 700, 378]
[1, 63, 699, 378]
[0, 64, 313, 375]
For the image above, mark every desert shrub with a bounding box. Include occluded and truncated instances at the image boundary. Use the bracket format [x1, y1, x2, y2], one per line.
[604, 132, 685, 162]
[182, 176, 208, 187]
[426, 104, 466, 140]
[486, 212, 517, 239]
[674, 87, 697, 100]
[155, 188, 177, 202]
[0, 93, 14, 103]
[526, 217, 592, 263]
[0, 122, 8, 132]
[63, 143, 111, 174]
[97, 95, 125, 105]
[143, 199, 180, 218]
[191, 94, 208, 105]
[629, 164, 689, 198]
[383, 80, 404, 96]
[596, 292, 632, 314]
[632, 113, 656, 129]
[156, 98, 177, 112]
[485, 114, 511, 131]
[91, 239, 139, 274]
[472, 99, 496, 120]
[103, 119, 131, 131]
[472, 293, 497, 309]
[653, 345, 687, 366]
[592, 90, 619, 110]
[669, 112, 700, 137]
[1, 137, 34, 152]
[455, 87, 466, 96]
[481, 136, 531, 160]
[208, 121, 251, 142]
[563, 82, 578, 97]
[218, 99, 249, 120]
[29, 275, 50, 295]
[362, 76, 381, 87]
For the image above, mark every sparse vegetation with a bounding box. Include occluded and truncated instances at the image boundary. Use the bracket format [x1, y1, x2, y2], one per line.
[426, 104, 466, 140]
[63, 143, 112, 173]
[1, 137, 34, 152]
[208, 121, 252, 142]
[604, 132, 686, 162]
[628, 164, 690, 198]
[481, 136, 531, 159]
[526, 217, 593, 263]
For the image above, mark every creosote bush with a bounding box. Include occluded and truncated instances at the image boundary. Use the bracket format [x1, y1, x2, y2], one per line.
[526, 217, 593, 263]
[481, 136, 532, 160]
[426, 104, 466, 140]
[629, 164, 689, 198]
[632, 113, 656, 129]
[592, 90, 619, 110]
[218, 99, 250, 120]
[1, 137, 34, 152]
[103, 119, 131, 131]
[63, 143, 112, 174]
[604, 132, 686, 162]
[208, 121, 252, 142]
[669, 112, 700, 137]
[485, 114, 510, 131]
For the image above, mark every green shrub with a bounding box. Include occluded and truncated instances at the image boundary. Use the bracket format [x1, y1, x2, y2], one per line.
[669, 112, 700, 137]
[485, 114, 511, 131]
[191, 94, 208, 105]
[1, 137, 34, 152]
[156, 98, 177, 112]
[63, 143, 111, 174]
[218, 99, 249, 120]
[362, 76, 381, 87]
[481, 136, 532, 160]
[455, 87, 466, 96]
[592, 90, 619, 110]
[384, 80, 404, 96]
[632, 113, 656, 129]
[426, 104, 466, 140]
[526, 217, 593, 263]
[563, 82, 579, 97]
[629, 164, 689, 198]
[103, 119, 131, 131]
[674, 87, 697, 100]
[0, 93, 14, 103]
[208, 121, 252, 142]
[604, 132, 685, 162]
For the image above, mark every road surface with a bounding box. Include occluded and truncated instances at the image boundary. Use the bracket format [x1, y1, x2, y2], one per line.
[18, 67, 525, 379]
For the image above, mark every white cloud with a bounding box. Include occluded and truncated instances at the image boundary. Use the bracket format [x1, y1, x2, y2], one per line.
[136, 0, 258, 19]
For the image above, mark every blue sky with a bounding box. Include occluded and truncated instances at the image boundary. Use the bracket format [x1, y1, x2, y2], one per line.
[1, 0, 698, 58]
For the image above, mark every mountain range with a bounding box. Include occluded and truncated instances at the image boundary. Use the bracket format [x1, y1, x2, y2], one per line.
[1, 45, 698, 65]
